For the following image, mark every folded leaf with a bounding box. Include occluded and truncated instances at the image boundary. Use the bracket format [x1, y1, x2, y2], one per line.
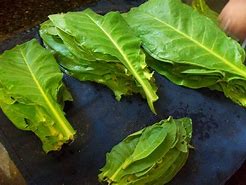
[0, 39, 76, 152]
[125, 0, 246, 108]
[119, 119, 177, 177]
[99, 116, 192, 185]
[40, 9, 158, 113]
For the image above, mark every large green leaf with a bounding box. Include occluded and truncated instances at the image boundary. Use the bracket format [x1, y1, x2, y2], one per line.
[41, 9, 158, 113]
[125, 0, 246, 108]
[40, 21, 145, 101]
[99, 117, 192, 185]
[0, 39, 75, 152]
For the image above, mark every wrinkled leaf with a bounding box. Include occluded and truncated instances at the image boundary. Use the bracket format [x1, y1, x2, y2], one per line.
[0, 39, 75, 152]
[40, 20, 143, 101]
[40, 9, 158, 113]
[125, 0, 246, 108]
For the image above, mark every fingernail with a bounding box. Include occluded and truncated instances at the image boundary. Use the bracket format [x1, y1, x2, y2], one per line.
[223, 19, 231, 32]
[242, 39, 246, 49]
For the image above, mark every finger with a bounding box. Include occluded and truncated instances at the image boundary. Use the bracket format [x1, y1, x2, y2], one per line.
[218, 7, 231, 32]
[218, 9, 225, 23]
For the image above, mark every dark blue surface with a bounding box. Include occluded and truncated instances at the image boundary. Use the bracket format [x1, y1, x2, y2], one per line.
[0, 0, 246, 185]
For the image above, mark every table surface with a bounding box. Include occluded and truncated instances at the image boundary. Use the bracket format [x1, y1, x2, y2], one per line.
[0, 0, 246, 185]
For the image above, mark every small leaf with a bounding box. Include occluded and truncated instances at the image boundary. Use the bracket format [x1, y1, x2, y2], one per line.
[126, 125, 168, 165]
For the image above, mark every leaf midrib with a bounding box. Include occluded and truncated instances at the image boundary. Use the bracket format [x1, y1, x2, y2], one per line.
[84, 13, 157, 110]
[20, 48, 71, 135]
[143, 12, 246, 79]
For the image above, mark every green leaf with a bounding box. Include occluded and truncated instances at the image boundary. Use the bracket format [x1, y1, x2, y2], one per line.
[40, 21, 144, 101]
[175, 118, 190, 152]
[192, 0, 219, 23]
[125, 0, 246, 108]
[98, 134, 140, 183]
[0, 39, 76, 153]
[126, 125, 168, 165]
[127, 149, 181, 185]
[99, 116, 192, 185]
[119, 118, 177, 177]
[152, 151, 189, 185]
[41, 9, 158, 113]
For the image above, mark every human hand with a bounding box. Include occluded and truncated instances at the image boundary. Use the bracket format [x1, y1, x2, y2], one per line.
[219, 0, 246, 41]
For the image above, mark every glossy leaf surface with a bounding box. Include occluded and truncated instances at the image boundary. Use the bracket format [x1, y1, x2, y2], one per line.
[125, 0, 246, 108]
